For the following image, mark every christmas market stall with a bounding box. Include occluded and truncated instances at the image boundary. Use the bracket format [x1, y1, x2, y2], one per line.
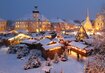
[41, 42, 64, 60]
[8, 33, 31, 45]
[20, 39, 39, 50]
[67, 41, 94, 60]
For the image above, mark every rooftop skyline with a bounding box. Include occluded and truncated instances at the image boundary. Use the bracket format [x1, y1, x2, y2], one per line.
[0, 0, 105, 20]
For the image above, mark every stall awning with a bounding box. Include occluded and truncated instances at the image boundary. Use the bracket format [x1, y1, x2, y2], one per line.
[69, 41, 88, 49]
[42, 43, 63, 50]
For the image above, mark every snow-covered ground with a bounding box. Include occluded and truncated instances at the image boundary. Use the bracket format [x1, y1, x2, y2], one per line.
[0, 46, 84, 73]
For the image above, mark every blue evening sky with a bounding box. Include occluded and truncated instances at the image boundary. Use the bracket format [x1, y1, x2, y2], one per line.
[0, 0, 105, 20]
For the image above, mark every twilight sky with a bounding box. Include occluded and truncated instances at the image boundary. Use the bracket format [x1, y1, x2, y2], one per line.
[0, 0, 105, 20]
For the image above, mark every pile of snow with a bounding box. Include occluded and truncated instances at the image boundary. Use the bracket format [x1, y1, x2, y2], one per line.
[0, 46, 9, 53]
[0, 47, 84, 73]
[51, 59, 83, 73]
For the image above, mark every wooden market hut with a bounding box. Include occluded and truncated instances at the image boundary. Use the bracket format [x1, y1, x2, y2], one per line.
[41, 43, 64, 60]
[67, 41, 93, 60]
[8, 33, 31, 45]
[20, 39, 41, 50]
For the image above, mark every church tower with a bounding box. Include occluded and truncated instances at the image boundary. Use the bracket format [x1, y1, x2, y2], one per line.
[83, 9, 93, 32]
[33, 5, 40, 21]
[32, 2, 41, 32]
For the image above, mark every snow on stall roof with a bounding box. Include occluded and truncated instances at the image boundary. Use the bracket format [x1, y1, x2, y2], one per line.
[21, 39, 37, 44]
[38, 38, 51, 45]
[69, 41, 88, 49]
[64, 37, 76, 41]
[16, 30, 28, 34]
[44, 32, 52, 36]
[51, 38, 59, 42]
[42, 43, 63, 50]
[30, 33, 37, 37]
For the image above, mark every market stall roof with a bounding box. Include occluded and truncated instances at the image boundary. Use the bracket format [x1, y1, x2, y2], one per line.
[69, 41, 88, 49]
[51, 38, 59, 42]
[16, 30, 28, 34]
[63, 37, 76, 41]
[42, 43, 63, 50]
[9, 33, 31, 41]
[38, 38, 51, 45]
[21, 39, 37, 44]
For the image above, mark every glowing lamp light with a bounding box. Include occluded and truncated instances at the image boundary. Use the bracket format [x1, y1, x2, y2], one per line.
[36, 29, 39, 32]
[49, 47, 61, 51]
[62, 31, 65, 34]
[96, 27, 99, 30]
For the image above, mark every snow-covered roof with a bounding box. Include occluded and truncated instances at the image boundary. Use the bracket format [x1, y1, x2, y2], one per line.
[44, 32, 52, 36]
[9, 33, 31, 41]
[69, 41, 88, 49]
[16, 30, 28, 34]
[21, 39, 37, 44]
[17, 13, 48, 21]
[42, 43, 63, 50]
[64, 37, 76, 41]
[0, 18, 6, 21]
[67, 20, 81, 26]
[51, 38, 59, 42]
[30, 33, 37, 37]
[50, 18, 66, 23]
[38, 38, 51, 45]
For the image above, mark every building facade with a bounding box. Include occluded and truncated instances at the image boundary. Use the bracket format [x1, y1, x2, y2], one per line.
[0, 18, 7, 32]
[94, 14, 105, 31]
[14, 6, 51, 33]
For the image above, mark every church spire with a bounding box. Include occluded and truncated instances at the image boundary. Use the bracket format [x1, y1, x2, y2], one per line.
[86, 8, 90, 21]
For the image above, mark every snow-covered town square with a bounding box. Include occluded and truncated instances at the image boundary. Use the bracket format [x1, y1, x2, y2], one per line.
[0, 0, 105, 73]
